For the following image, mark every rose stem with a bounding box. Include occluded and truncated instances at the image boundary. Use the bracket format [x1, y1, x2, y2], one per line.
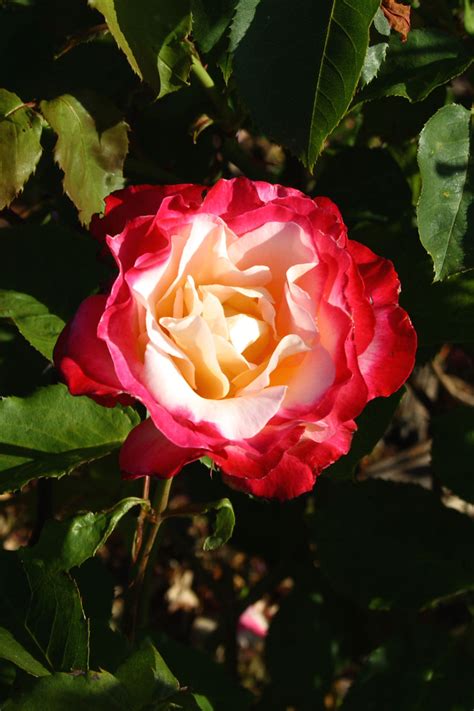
[190, 54, 235, 129]
[132, 475, 151, 563]
[129, 477, 172, 643]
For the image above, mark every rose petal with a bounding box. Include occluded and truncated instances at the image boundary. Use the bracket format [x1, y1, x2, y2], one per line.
[54, 295, 132, 407]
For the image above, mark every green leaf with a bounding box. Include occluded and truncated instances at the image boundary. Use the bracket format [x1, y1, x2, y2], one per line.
[0, 291, 64, 361]
[155, 633, 252, 711]
[202, 498, 235, 551]
[40, 92, 128, 225]
[0, 384, 139, 493]
[115, 638, 179, 710]
[89, 0, 193, 98]
[324, 391, 403, 481]
[26, 498, 146, 573]
[0, 628, 50, 678]
[0, 89, 42, 209]
[0, 548, 89, 675]
[192, 0, 236, 54]
[3, 671, 132, 710]
[233, 0, 380, 167]
[355, 30, 473, 105]
[417, 103, 473, 281]
[228, 0, 260, 52]
[341, 625, 474, 711]
[360, 43, 388, 87]
[0, 551, 50, 674]
[311, 480, 474, 609]
[0, 223, 105, 359]
[432, 407, 474, 504]
[18, 556, 90, 672]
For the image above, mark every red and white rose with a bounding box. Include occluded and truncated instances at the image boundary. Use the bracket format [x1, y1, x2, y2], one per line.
[55, 178, 416, 499]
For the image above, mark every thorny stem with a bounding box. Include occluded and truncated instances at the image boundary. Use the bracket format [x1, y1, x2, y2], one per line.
[128, 478, 172, 643]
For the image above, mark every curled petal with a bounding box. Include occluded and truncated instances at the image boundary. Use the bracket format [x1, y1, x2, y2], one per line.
[120, 418, 203, 478]
[54, 295, 132, 407]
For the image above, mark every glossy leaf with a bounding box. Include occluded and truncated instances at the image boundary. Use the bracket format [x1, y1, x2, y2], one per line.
[0, 384, 139, 493]
[355, 30, 473, 105]
[0, 89, 42, 210]
[432, 407, 474, 504]
[0, 224, 104, 359]
[115, 638, 179, 710]
[40, 92, 128, 225]
[27, 498, 146, 573]
[0, 628, 49, 679]
[202, 498, 235, 551]
[90, 0, 193, 98]
[3, 671, 132, 711]
[233, 0, 380, 167]
[311, 479, 474, 609]
[417, 103, 473, 281]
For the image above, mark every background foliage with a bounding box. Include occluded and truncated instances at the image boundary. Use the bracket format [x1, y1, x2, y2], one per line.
[0, 0, 473, 708]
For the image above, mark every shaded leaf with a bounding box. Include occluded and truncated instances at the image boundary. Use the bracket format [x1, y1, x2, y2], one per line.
[432, 407, 474, 504]
[0, 628, 50, 678]
[0, 384, 139, 493]
[18, 556, 89, 672]
[233, 0, 380, 167]
[27, 498, 146, 573]
[90, 0, 193, 98]
[4, 671, 132, 710]
[0, 551, 49, 673]
[0, 291, 65, 361]
[355, 30, 473, 105]
[202, 498, 235, 551]
[155, 633, 251, 711]
[115, 638, 179, 710]
[40, 92, 128, 225]
[417, 103, 473, 281]
[192, 0, 236, 54]
[381, 0, 411, 42]
[0, 89, 42, 209]
[0, 223, 105, 359]
[341, 625, 474, 711]
[311, 479, 474, 609]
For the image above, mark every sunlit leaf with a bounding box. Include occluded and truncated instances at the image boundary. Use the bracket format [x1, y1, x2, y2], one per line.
[41, 92, 128, 225]
[0, 89, 42, 210]
[417, 103, 473, 281]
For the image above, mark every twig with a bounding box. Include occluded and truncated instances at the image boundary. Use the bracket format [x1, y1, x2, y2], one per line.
[128, 478, 172, 643]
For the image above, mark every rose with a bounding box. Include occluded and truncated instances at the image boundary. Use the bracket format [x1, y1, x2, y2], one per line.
[55, 178, 416, 500]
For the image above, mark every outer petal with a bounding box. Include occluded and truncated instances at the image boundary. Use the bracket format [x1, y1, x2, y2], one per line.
[223, 422, 355, 500]
[349, 240, 417, 398]
[120, 418, 203, 478]
[91, 183, 205, 241]
[54, 295, 132, 407]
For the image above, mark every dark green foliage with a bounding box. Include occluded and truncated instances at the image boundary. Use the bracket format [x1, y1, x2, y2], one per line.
[1, 1, 474, 709]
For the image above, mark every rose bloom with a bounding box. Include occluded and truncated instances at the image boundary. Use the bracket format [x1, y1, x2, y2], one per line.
[55, 178, 416, 500]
